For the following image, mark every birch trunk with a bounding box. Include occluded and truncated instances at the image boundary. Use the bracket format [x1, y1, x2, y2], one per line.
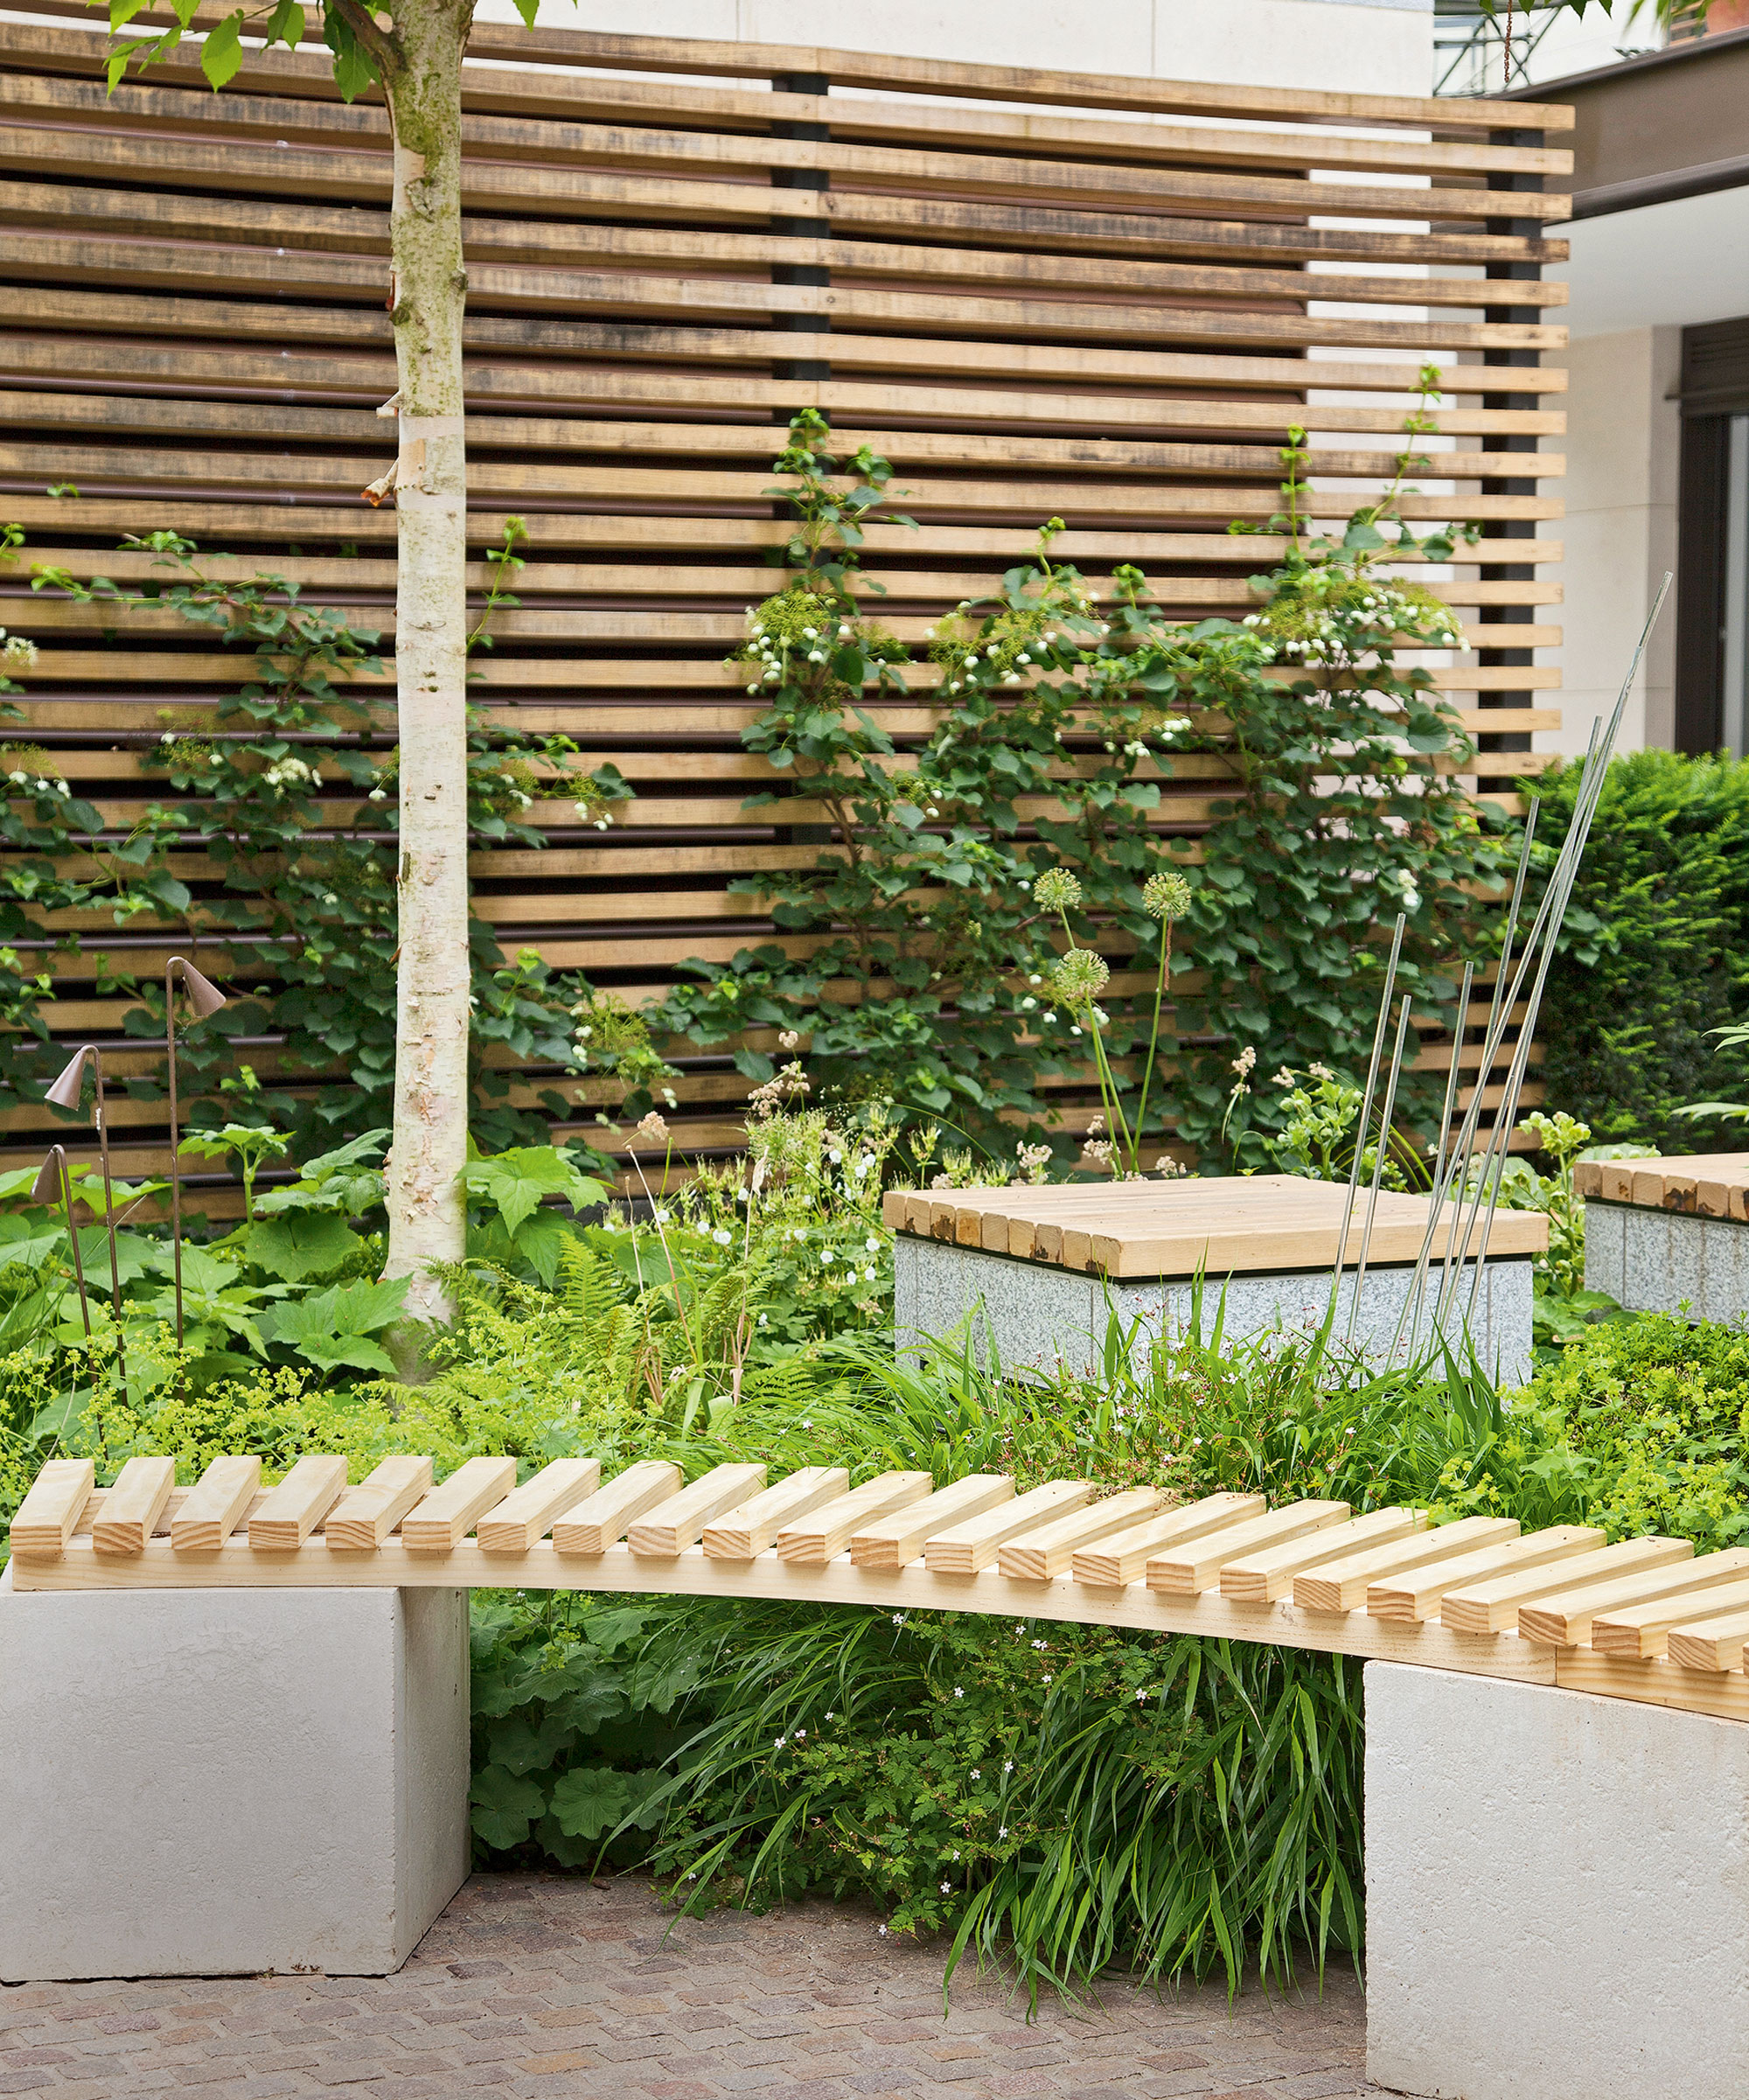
[380, 0, 474, 1323]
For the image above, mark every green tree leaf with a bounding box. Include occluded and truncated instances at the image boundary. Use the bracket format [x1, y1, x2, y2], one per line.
[547, 1765, 631, 1841]
[242, 1210, 362, 1282]
[469, 1763, 545, 1850]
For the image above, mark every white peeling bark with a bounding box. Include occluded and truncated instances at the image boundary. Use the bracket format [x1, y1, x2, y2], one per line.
[380, 0, 474, 1325]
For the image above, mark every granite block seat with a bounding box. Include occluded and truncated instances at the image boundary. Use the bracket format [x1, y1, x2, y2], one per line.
[1579, 1152, 1749, 1325]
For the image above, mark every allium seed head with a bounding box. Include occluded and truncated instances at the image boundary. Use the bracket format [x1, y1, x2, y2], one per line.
[1142, 870, 1192, 922]
[1033, 867, 1084, 911]
[1051, 948, 1110, 1005]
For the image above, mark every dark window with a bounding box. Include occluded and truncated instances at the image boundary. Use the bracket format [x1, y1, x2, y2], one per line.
[1676, 316, 1749, 754]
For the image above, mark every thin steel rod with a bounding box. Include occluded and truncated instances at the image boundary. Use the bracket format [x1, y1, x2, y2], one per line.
[166, 962, 184, 1350]
[1347, 991, 1413, 1343]
[1392, 959, 1472, 1361]
[89, 1052, 127, 1388]
[1327, 912, 1405, 1327]
[1435, 576, 1671, 1336]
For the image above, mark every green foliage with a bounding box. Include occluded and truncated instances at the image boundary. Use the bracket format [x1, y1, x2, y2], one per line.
[659, 408, 1508, 1168]
[1530, 749, 1749, 1151]
[19, 529, 631, 1163]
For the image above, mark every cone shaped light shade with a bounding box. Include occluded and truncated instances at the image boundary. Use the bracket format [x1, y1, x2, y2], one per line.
[45, 1046, 90, 1111]
[171, 958, 227, 1019]
[31, 1151, 62, 1205]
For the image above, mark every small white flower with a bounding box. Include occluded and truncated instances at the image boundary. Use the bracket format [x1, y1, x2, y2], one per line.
[368, 787, 388, 802]
[939, 1880, 951, 1894]
[892, 1614, 906, 1626]
[999, 1826, 1008, 1838]
[864, 1236, 880, 1252]
[953, 1687, 964, 1699]
[825, 1711, 834, 1720]
[970, 1769, 981, 1780]
[877, 1925, 888, 1936]
[775, 1737, 786, 1749]
[1003, 1761, 1014, 1774]
[712, 1227, 732, 1245]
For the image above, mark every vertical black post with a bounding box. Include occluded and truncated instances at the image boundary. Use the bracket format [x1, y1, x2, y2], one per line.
[1477, 132, 1546, 759]
[770, 71, 830, 391]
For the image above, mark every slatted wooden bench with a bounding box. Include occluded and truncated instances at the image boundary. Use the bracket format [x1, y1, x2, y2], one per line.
[11, 1450, 1748, 1720]
[1578, 1150, 1749, 1326]
[10, 1452, 1749, 2100]
[884, 1176, 1548, 1383]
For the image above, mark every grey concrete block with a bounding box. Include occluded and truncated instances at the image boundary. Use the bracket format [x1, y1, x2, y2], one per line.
[895, 1239, 1535, 1385]
[1583, 1200, 1626, 1301]
[0, 1566, 470, 1980]
[1364, 1660, 1749, 2100]
[1593, 1201, 1749, 1326]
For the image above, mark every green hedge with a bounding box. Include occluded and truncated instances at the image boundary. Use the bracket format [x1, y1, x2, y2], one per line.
[1532, 750, 1749, 1152]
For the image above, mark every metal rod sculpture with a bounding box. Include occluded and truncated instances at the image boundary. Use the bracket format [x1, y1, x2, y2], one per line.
[31, 1142, 91, 1342]
[164, 957, 229, 1347]
[1390, 959, 1474, 1361]
[1326, 912, 1405, 1327]
[1346, 991, 1414, 1343]
[45, 1044, 125, 1385]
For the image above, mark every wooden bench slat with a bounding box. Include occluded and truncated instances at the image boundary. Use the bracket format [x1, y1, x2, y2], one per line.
[7, 1457, 94, 1560]
[401, 1457, 521, 1556]
[775, 1472, 934, 1564]
[1367, 1525, 1606, 1622]
[924, 1480, 1092, 1576]
[996, 1486, 1163, 1582]
[1516, 1548, 1749, 1648]
[628, 1463, 768, 1558]
[1148, 1500, 1349, 1595]
[1292, 1517, 1520, 1615]
[1072, 1492, 1266, 1587]
[325, 1455, 436, 1552]
[476, 1458, 603, 1555]
[1439, 1537, 1692, 1638]
[850, 1475, 1014, 1571]
[552, 1460, 683, 1556]
[1590, 1567, 1749, 1659]
[1667, 1606, 1749, 1674]
[94, 1456, 177, 1559]
[249, 1455, 350, 1552]
[702, 1468, 849, 1560]
[171, 1456, 261, 1553]
[1218, 1507, 1425, 1604]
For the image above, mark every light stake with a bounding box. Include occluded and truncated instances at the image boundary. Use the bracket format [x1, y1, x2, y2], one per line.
[45, 1043, 126, 1385]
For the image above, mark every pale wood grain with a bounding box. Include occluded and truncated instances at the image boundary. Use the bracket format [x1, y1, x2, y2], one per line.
[248, 1455, 349, 1552]
[1591, 1569, 1749, 1659]
[1439, 1537, 1690, 1637]
[401, 1456, 520, 1555]
[925, 1480, 1091, 1575]
[93, 1455, 177, 1557]
[325, 1455, 435, 1552]
[552, 1460, 684, 1556]
[703, 1467, 849, 1559]
[1219, 1507, 1424, 1604]
[1517, 1548, 1749, 1648]
[477, 1458, 603, 1555]
[998, 1486, 1163, 1582]
[1148, 1500, 1349, 1595]
[777, 1472, 933, 1563]
[851, 1475, 1013, 1571]
[1667, 1605, 1749, 1673]
[1292, 1517, 1519, 1614]
[171, 1455, 261, 1552]
[1367, 1526, 1606, 1622]
[7, 1456, 94, 1559]
[1074, 1492, 1267, 1587]
[629, 1463, 768, 1557]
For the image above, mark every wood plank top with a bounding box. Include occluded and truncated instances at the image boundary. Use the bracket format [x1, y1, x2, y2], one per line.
[1574, 1153, 1749, 1219]
[24, 1448, 1749, 1726]
[885, 1174, 1547, 1278]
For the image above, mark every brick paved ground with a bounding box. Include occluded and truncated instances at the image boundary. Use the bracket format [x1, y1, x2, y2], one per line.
[0, 1872, 1382, 2099]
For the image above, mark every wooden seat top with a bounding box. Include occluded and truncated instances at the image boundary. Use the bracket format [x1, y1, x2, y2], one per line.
[1575, 1154, 1749, 1220]
[13, 1447, 1746, 1727]
[883, 1172, 1548, 1277]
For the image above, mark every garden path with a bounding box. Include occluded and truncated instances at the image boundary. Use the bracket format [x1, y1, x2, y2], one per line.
[0, 1873, 1379, 2099]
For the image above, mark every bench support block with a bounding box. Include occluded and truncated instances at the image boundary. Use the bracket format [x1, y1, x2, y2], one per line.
[0, 1566, 469, 1980]
[1365, 1660, 1749, 2100]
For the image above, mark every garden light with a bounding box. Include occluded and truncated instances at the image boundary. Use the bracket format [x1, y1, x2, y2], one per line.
[45, 1043, 126, 1384]
[165, 956, 229, 1349]
[31, 1142, 91, 1342]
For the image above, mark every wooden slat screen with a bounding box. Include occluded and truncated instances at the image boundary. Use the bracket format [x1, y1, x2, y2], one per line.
[0, 11, 1571, 1196]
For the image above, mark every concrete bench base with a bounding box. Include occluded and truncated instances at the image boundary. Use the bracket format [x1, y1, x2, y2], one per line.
[895, 1238, 1535, 1384]
[1365, 1661, 1749, 2100]
[0, 1566, 470, 1980]
[1585, 1198, 1749, 1324]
